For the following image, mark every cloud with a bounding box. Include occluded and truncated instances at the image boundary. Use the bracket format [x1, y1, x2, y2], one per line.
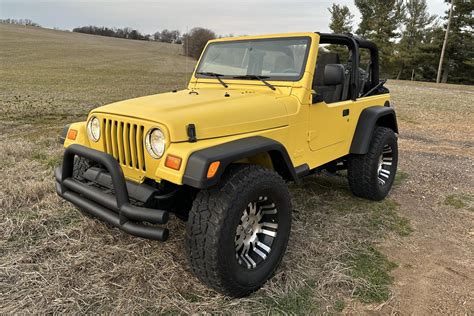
[0, 0, 448, 35]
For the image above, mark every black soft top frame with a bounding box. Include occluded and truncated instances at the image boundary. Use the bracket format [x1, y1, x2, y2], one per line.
[316, 33, 380, 98]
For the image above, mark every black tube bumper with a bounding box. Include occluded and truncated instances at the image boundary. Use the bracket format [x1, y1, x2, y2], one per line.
[55, 144, 169, 241]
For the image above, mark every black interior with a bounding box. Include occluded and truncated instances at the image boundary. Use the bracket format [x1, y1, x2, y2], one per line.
[313, 33, 387, 101]
[312, 52, 350, 103]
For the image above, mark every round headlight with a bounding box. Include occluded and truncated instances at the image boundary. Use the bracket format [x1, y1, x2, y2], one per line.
[145, 128, 166, 159]
[87, 116, 100, 142]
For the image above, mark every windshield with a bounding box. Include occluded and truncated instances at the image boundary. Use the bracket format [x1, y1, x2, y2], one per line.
[195, 37, 311, 81]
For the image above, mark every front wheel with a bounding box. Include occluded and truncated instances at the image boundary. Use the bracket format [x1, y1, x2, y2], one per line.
[348, 127, 398, 201]
[185, 165, 292, 297]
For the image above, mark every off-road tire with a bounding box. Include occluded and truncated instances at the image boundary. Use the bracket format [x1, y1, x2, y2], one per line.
[348, 126, 398, 201]
[72, 157, 95, 218]
[185, 164, 292, 297]
[73, 156, 92, 181]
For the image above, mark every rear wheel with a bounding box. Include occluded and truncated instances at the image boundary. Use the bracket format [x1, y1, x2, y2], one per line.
[348, 127, 398, 201]
[185, 165, 292, 297]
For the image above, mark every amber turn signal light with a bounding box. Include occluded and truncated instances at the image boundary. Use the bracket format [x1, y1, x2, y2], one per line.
[207, 161, 220, 179]
[165, 155, 182, 170]
[67, 129, 78, 140]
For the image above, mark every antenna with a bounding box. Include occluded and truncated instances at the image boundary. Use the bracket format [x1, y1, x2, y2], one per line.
[185, 25, 189, 89]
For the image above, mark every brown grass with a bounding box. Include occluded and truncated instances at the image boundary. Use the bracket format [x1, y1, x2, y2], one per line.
[1, 24, 473, 314]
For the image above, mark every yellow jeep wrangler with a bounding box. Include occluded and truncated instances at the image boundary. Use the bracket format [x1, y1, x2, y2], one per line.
[55, 32, 398, 297]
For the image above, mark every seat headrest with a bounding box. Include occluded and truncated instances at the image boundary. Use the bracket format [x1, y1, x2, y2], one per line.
[324, 64, 345, 86]
[319, 52, 340, 66]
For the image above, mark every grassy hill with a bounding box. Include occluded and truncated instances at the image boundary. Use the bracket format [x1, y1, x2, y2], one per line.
[1, 23, 193, 128]
[1, 24, 473, 314]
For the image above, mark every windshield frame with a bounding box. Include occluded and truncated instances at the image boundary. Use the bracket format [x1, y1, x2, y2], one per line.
[194, 36, 312, 82]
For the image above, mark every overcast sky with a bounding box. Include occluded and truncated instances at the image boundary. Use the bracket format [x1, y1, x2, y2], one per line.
[1, 0, 448, 35]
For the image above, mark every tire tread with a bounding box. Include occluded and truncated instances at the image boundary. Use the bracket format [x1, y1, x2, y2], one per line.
[185, 164, 288, 297]
[348, 127, 397, 201]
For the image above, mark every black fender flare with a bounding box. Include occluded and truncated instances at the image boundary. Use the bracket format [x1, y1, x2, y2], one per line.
[350, 106, 398, 154]
[59, 124, 71, 144]
[182, 136, 306, 189]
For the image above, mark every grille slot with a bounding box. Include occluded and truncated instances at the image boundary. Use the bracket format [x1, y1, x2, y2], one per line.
[103, 119, 146, 171]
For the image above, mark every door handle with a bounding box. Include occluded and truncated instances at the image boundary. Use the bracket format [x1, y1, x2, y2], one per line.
[342, 109, 350, 117]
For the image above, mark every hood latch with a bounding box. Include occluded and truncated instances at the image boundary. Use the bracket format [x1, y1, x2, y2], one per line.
[187, 124, 197, 143]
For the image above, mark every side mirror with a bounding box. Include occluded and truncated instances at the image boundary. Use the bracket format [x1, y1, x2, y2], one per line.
[311, 90, 324, 104]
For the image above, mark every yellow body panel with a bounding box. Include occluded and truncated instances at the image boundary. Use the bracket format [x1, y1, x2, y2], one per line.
[92, 88, 289, 142]
[64, 122, 89, 148]
[65, 32, 390, 185]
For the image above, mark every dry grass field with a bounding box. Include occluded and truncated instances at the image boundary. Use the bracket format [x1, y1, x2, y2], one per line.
[1, 24, 473, 314]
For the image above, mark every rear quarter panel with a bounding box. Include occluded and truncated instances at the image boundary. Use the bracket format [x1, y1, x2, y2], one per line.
[346, 94, 392, 150]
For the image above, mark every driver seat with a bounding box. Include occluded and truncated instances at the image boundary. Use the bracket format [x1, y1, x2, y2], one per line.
[313, 52, 344, 103]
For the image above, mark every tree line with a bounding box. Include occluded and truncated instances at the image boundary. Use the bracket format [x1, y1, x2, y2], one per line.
[72, 26, 189, 43]
[72, 25, 217, 60]
[328, 0, 473, 84]
[0, 18, 41, 27]
[72, 26, 151, 41]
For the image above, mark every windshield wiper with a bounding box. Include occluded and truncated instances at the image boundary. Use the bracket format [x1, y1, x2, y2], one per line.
[232, 75, 276, 91]
[196, 72, 228, 88]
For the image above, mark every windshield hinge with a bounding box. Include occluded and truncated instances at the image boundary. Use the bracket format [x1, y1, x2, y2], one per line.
[187, 124, 197, 143]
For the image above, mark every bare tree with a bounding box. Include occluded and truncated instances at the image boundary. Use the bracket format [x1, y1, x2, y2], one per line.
[154, 29, 181, 43]
[182, 27, 216, 59]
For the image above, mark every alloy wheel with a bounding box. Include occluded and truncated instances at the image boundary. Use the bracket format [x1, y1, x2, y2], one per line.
[377, 144, 393, 186]
[234, 196, 278, 269]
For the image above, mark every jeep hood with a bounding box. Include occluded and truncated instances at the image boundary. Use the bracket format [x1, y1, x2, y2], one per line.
[91, 89, 289, 142]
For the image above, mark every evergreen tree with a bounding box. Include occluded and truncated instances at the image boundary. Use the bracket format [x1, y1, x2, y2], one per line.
[416, 26, 445, 81]
[328, 4, 354, 34]
[355, 0, 406, 77]
[438, 0, 473, 83]
[397, 0, 437, 80]
[327, 4, 354, 61]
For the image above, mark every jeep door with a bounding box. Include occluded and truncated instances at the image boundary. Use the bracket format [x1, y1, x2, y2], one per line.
[308, 49, 352, 151]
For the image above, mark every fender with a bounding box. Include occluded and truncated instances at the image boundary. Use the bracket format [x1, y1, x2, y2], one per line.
[59, 124, 71, 144]
[182, 136, 307, 189]
[350, 106, 398, 154]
